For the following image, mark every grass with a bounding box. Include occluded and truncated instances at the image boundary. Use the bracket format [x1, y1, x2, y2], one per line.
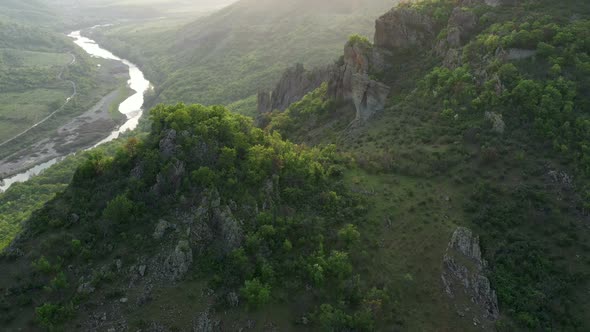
[0, 87, 71, 142]
[0, 49, 71, 67]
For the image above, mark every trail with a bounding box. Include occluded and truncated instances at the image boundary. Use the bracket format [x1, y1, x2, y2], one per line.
[0, 53, 78, 148]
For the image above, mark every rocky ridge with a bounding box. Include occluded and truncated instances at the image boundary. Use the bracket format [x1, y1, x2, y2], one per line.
[441, 227, 500, 330]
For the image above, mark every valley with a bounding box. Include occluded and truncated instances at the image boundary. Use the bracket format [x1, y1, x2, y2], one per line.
[1, 0, 590, 331]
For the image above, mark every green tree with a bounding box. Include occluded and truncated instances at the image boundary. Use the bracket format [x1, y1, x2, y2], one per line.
[102, 194, 135, 224]
[240, 278, 271, 309]
[338, 224, 361, 248]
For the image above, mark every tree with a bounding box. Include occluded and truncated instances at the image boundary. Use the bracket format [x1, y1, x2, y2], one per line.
[35, 303, 73, 330]
[102, 194, 135, 224]
[240, 278, 271, 309]
[338, 224, 361, 248]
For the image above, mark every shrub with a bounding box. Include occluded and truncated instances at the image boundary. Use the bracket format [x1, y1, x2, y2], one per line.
[240, 278, 271, 309]
[102, 194, 135, 224]
[338, 224, 361, 248]
[32, 256, 53, 274]
[35, 303, 73, 330]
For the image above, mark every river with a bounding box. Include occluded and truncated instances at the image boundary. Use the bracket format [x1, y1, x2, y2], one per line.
[0, 29, 151, 192]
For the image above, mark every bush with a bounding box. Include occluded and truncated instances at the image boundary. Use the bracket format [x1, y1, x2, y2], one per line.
[338, 224, 361, 248]
[102, 194, 135, 224]
[32, 256, 53, 274]
[35, 303, 73, 330]
[240, 278, 271, 309]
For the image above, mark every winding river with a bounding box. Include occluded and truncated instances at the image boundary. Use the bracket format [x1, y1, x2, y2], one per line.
[0, 29, 151, 192]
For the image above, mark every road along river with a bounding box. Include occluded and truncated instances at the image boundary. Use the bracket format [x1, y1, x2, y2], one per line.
[0, 29, 151, 192]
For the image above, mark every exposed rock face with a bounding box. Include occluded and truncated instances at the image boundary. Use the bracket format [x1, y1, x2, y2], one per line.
[192, 310, 219, 332]
[448, 8, 478, 47]
[329, 41, 391, 122]
[257, 91, 272, 114]
[161, 240, 193, 281]
[441, 227, 500, 329]
[159, 129, 177, 159]
[374, 7, 436, 50]
[153, 219, 175, 240]
[257, 63, 334, 114]
[435, 7, 478, 66]
[485, 111, 505, 134]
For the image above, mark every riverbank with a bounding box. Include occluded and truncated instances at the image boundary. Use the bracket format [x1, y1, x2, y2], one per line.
[0, 83, 132, 179]
[0, 29, 152, 190]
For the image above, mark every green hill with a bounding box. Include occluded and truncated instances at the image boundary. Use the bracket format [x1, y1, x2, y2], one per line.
[1, 0, 590, 331]
[88, 0, 398, 109]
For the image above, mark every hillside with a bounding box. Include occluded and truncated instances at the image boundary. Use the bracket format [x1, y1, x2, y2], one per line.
[0, 0, 59, 28]
[1, 0, 590, 331]
[88, 0, 398, 111]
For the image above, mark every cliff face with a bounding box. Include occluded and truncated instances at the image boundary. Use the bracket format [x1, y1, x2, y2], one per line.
[257, 40, 392, 124]
[374, 7, 435, 50]
[257, 0, 519, 124]
[327, 41, 390, 122]
[257, 63, 334, 114]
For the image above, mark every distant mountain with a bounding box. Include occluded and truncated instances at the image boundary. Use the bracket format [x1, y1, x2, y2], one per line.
[90, 0, 398, 109]
[0, 0, 58, 27]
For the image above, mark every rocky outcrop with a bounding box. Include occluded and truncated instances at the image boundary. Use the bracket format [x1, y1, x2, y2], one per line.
[485, 111, 505, 134]
[441, 227, 499, 329]
[164, 240, 193, 281]
[257, 63, 334, 114]
[374, 7, 436, 50]
[435, 7, 478, 67]
[329, 41, 390, 122]
[448, 8, 478, 47]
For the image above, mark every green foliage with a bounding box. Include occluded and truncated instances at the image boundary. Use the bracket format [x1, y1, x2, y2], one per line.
[89, 0, 395, 106]
[32, 256, 54, 274]
[46, 272, 68, 292]
[348, 34, 372, 48]
[338, 224, 361, 248]
[102, 194, 135, 224]
[35, 302, 74, 331]
[466, 184, 583, 329]
[240, 278, 271, 309]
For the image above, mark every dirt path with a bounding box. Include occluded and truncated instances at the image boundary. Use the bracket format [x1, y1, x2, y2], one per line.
[0, 53, 78, 148]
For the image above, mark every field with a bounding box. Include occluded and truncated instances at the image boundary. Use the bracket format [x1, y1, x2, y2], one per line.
[0, 48, 74, 143]
[0, 87, 71, 142]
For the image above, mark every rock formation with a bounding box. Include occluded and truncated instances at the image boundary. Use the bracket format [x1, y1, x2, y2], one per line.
[441, 227, 500, 329]
[485, 111, 505, 134]
[327, 41, 390, 122]
[257, 63, 334, 114]
[374, 7, 436, 50]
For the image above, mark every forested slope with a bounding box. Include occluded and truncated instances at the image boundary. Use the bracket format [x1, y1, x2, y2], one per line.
[89, 0, 397, 110]
[1, 0, 590, 331]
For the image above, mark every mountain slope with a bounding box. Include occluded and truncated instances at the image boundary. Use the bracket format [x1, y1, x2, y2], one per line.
[2, 0, 590, 331]
[89, 0, 398, 109]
